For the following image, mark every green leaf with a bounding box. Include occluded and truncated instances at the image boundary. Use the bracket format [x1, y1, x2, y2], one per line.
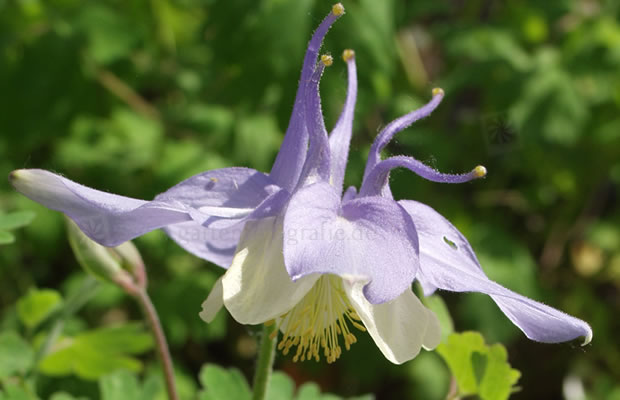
[588, 222, 620, 252]
[98, 369, 163, 400]
[266, 372, 295, 400]
[49, 393, 87, 400]
[241, 370, 375, 400]
[0, 332, 34, 379]
[449, 28, 532, 71]
[99, 370, 142, 400]
[76, 5, 138, 63]
[57, 109, 163, 171]
[197, 364, 251, 400]
[138, 374, 164, 400]
[295, 383, 323, 400]
[39, 324, 154, 380]
[348, 0, 396, 78]
[471, 351, 488, 385]
[0, 211, 35, 230]
[16, 288, 63, 329]
[0, 230, 15, 245]
[0, 384, 39, 400]
[436, 332, 521, 400]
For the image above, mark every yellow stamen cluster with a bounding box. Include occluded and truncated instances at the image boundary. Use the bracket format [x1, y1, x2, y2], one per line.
[321, 54, 333, 67]
[276, 275, 365, 363]
[432, 87, 444, 97]
[342, 49, 355, 62]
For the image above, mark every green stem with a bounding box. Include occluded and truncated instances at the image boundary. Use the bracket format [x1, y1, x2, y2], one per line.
[29, 276, 100, 381]
[252, 323, 278, 400]
[133, 288, 179, 400]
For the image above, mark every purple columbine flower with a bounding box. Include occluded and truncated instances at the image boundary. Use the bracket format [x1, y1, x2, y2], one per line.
[10, 3, 591, 365]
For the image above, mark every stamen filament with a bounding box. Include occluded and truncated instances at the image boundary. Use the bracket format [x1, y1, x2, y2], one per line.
[276, 275, 364, 363]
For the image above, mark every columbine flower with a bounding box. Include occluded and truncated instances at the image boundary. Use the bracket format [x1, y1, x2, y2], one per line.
[10, 3, 591, 365]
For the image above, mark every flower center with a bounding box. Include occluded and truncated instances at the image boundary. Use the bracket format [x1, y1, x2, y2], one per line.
[275, 275, 365, 363]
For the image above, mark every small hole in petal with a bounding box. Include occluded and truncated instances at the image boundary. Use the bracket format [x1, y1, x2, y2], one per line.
[204, 178, 217, 190]
[443, 236, 458, 250]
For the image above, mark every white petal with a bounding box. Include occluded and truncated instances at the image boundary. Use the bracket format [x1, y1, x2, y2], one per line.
[199, 277, 224, 323]
[344, 281, 438, 364]
[422, 308, 441, 350]
[221, 217, 319, 325]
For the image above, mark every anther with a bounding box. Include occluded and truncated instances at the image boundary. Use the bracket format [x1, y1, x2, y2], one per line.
[342, 49, 355, 62]
[276, 275, 364, 363]
[473, 165, 487, 178]
[332, 3, 345, 16]
[321, 54, 333, 66]
[432, 87, 445, 97]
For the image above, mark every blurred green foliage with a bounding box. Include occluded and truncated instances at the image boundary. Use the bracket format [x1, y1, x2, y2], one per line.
[0, 211, 35, 244]
[197, 364, 373, 400]
[1, 0, 619, 399]
[38, 324, 154, 380]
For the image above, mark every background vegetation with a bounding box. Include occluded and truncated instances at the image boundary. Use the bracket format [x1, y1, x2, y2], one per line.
[1, 0, 619, 398]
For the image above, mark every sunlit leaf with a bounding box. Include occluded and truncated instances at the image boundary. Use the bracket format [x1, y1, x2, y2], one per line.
[437, 332, 520, 400]
[16, 288, 63, 329]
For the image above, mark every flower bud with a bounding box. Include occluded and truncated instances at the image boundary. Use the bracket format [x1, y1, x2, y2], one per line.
[65, 218, 135, 290]
[111, 241, 147, 288]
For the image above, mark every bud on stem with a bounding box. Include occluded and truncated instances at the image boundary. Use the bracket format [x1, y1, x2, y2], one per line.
[65, 218, 145, 292]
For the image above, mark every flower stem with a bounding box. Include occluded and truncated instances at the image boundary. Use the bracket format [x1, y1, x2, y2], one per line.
[133, 288, 179, 400]
[252, 323, 278, 400]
